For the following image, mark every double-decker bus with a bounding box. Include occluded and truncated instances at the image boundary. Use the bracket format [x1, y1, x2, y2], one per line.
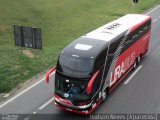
[46, 14, 151, 115]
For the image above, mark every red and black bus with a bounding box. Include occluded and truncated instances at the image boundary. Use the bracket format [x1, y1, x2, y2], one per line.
[46, 14, 151, 115]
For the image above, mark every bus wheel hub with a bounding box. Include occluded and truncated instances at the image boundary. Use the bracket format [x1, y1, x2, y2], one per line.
[102, 92, 106, 100]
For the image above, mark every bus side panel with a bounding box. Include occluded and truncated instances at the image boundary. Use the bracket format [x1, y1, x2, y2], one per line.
[143, 30, 151, 53]
[109, 30, 151, 88]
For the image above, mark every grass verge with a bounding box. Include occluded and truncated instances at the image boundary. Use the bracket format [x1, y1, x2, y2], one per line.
[0, 0, 159, 93]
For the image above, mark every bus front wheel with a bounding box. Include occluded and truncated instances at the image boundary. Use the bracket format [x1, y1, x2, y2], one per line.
[102, 91, 107, 101]
[101, 88, 109, 103]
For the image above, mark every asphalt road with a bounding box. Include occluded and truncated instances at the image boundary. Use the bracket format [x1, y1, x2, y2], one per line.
[0, 5, 160, 120]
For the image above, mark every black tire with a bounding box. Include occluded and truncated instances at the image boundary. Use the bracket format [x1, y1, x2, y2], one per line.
[101, 88, 109, 103]
[133, 58, 138, 70]
[137, 56, 141, 64]
[102, 91, 107, 101]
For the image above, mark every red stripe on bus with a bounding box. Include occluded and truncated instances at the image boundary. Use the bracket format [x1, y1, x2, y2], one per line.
[87, 70, 99, 94]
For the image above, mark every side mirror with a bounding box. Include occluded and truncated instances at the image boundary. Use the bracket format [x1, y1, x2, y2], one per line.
[46, 66, 56, 83]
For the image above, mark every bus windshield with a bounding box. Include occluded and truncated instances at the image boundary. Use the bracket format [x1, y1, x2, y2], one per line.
[57, 54, 94, 78]
[55, 72, 90, 101]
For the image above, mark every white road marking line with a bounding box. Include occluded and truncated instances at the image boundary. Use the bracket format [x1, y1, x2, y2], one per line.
[0, 78, 44, 109]
[38, 98, 54, 110]
[146, 4, 160, 15]
[153, 19, 158, 23]
[124, 65, 142, 85]
[0, 72, 55, 109]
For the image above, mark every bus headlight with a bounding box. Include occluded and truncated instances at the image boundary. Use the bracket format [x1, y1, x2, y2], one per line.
[77, 102, 92, 109]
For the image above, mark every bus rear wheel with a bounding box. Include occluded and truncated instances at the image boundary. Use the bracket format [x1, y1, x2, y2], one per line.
[133, 58, 138, 70]
[137, 56, 141, 64]
[133, 55, 141, 70]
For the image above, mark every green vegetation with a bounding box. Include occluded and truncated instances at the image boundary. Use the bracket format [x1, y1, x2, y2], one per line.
[0, 0, 158, 92]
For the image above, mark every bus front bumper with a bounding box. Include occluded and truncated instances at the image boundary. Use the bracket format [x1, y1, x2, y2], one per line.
[54, 94, 102, 115]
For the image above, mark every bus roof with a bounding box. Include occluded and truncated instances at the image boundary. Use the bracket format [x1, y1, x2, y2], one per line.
[62, 37, 109, 59]
[84, 14, 150, 42]
[61, 14, 150, 59]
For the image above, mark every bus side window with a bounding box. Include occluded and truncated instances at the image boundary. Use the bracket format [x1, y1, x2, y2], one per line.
[121, 35, 131, 52]
[107, 42, 115, 64]
[93, 49, 106, 72]
[142, 19, 151, 34]
[109, 43, 117, 55]
[133, 33, 139, 40]
[124, 39, 132, 48]
[92, 50, 108, 96]
[138, 30, 143, 37]
[108, 39, 121, 57]
[143, 25, 149, 33]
